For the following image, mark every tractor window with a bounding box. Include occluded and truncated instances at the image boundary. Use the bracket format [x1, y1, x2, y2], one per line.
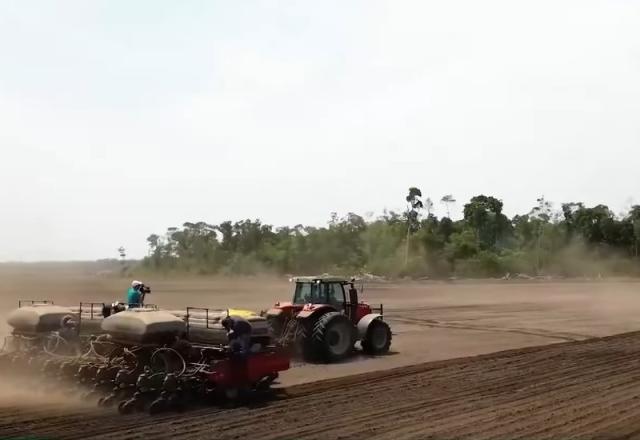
[293, 283, 322, 304]
[326, 283, 345, 307]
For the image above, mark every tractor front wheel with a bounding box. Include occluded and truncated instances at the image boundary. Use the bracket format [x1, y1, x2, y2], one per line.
[312, 312, 355, 362]
[362, 319, 392, 355]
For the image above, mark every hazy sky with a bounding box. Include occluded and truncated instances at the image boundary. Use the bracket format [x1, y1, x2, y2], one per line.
[1, 1, 639, 261]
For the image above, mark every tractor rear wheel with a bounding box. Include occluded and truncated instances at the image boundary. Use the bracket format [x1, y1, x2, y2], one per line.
[362, 319, 392, 355]
[312, 312, 355, 362]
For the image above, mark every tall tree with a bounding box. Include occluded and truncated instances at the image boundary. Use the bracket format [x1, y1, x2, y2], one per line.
[440, 194, 456, 218]
[530, 196, 552, 273]
[629, 206, 640, 257]
[561, 202, 584, 241]
[405, 187, 424, 265]
[463, 195, 511, 249]
[424, 197, 434, 217]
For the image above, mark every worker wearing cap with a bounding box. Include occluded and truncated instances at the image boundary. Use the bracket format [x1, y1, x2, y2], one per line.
[127, 280, 144, 308]
[221, 315, 253, 400]
[221, 315, 253, 356]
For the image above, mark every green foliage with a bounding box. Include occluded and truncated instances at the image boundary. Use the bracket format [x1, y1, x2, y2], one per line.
[140, 194, 640, 278]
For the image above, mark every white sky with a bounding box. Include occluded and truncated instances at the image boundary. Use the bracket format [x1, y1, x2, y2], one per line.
[1, 0, 639, 261]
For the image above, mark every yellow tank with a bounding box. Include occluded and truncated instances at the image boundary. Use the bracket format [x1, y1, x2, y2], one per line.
[227, 308, 260, 319]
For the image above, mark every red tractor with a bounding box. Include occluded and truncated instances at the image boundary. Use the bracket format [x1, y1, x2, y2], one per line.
[264, 276, 392, 362]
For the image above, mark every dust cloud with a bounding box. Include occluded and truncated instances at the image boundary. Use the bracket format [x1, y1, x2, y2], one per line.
[0, 374, 87, 410]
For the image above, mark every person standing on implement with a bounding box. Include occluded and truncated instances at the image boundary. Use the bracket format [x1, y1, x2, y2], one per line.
[127, 280, 147, 308]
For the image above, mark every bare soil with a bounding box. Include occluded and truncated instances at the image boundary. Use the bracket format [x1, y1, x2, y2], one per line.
[1, 265, 640, 439]
[5, 333, 640, 439]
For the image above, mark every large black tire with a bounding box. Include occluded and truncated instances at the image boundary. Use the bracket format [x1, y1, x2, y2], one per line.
[298, 318, 317, 361]
[361, 319, 392, 355]
[311, 312, 355, 362]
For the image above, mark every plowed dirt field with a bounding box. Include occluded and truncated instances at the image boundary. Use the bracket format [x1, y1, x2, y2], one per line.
[2, 268, 640, 439]
[4, 331, 640, 440]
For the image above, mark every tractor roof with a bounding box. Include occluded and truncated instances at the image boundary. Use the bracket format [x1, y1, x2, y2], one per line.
[290, 275, 351, 283]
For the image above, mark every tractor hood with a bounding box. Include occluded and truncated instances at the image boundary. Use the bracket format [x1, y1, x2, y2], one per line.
[266, 302, 303, 316]
[266, 302, 337, 318]
[301, 303, 330, 312]
[294, 303, 337, 319]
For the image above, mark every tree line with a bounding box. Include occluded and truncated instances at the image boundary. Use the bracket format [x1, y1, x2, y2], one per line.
[140, 189, 640, 278]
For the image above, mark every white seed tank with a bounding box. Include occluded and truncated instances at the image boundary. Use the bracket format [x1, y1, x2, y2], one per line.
[7, 305, 74, 334]
[101, 309, 186, 344]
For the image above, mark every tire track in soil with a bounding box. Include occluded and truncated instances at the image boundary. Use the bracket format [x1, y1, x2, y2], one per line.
[0, 348, 608, 438]
[131, 342, 599, 440]
[390, 315, 593, 342]
[460, 370, 640, 440]
[5, 332, 640, 440]
[302, 351, 640, 440]
[290, 351, 637, 439]
[0, 342, 608, 438]
[447, 352, 640, 436]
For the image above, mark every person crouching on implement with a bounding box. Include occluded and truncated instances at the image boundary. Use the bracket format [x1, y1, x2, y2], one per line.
[221, 315, 253, 357]
[221, 315, 253, 400]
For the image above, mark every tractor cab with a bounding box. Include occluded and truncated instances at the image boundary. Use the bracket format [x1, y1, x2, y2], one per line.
[266, 275, 391, 362]
[289, 277, 380, 324]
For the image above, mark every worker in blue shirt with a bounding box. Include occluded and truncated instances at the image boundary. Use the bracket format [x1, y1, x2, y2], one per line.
[127, 280, 148, 308]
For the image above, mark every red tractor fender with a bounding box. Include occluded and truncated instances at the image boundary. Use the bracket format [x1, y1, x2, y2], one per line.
[265, 308, 284, 317]
[356, 313, 383, 340]
[296, 305, 335, 320]
[265, 302, 299, 318]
